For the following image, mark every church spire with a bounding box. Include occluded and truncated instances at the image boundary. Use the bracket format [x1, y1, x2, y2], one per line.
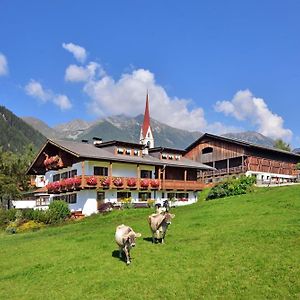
[140, 92, 154, 150]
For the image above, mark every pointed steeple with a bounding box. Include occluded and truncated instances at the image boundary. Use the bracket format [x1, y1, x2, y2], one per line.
[140, 92, 154, 150]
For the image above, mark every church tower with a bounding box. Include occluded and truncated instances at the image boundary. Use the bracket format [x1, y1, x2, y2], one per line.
[140, 92, 154, 151]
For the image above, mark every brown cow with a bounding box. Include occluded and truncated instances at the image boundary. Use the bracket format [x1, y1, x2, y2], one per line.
[148, 212, 175, 243]
[115, 224, 141, 265]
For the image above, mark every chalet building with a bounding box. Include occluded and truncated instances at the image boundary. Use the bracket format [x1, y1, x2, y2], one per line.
[26, 95, 213, 215]
[185, 133, 300, 184]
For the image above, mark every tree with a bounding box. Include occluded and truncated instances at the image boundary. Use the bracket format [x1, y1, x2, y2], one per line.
[274, 139, 291, 152]
[0, 145, 36, 209]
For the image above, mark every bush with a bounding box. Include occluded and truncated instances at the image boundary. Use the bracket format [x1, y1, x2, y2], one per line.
[0, 208, 17, 228]
[5, 221, 18, 234]
[47, 200, 70, 223]
[17, 220, 45, 233]
[207, 175, 256, 200]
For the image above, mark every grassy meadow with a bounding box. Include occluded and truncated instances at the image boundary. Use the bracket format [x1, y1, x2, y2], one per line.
[0, 185, 300, 299]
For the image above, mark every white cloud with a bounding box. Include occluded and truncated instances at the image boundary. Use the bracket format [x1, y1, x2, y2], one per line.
[25, 80, 72, 110]
[62, 42, 87, 63]
[215, 89, 293, 141]
[53, 94, 72, 110]
[25, 80, 51, 102]
[65, 62, 102, 82]
[0, 53, 8, 76]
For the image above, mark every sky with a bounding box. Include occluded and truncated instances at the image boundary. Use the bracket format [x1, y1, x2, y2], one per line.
[0, 1, 300, 147]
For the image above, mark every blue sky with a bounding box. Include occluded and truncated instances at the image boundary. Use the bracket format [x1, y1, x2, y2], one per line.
[0, 1, 300, 146]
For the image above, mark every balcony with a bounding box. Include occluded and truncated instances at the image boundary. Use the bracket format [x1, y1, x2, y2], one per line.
[82, 176, 208, 191]
[47, 175, 210, 194]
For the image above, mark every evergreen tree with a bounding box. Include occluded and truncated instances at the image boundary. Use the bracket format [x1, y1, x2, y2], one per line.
[0, 145, 36, 209]
[274, 139, 291, 152]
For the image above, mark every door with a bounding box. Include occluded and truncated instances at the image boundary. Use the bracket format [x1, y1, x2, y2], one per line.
[97, 191, 105, 210]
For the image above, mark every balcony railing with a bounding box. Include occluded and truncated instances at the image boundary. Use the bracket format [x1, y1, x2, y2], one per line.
[47, 175, 210, 193]
[203, 166, 244, 178]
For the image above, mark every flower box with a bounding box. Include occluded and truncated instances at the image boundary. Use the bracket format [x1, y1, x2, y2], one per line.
[101, 177, 110, 187]
[140, 179, 150, 188]
[150, 179, 160, 188]
[86, 176, 97, 186]
[127, 178, 137, 187]
[113, 177, 123, 187]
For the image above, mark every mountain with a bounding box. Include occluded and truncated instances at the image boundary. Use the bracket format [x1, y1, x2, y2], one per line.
[222, 131, 275, 148]
[21, 113, 280, 151]
[77, 114, 202, 149]
[0, 106, 46, 152]
[22, 117, 58, 139]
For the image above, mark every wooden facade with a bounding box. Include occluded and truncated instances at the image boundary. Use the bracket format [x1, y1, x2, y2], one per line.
[185, 133, 300, 183]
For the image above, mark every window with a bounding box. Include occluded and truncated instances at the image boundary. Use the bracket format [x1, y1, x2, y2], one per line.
[167, 193, 176, 200]
[126, 149, 131, 155]
[177, 193, 189, 200]
[117, 192, 131, 201]
[61, 172, 68, 179]
[97, 191, 105, 201]
[141, 170, 152, 178]
[117, 148, 124, 154]
[134, 150, 139, 156]
[53, 193, 77, 204]
[94, 167, 108, 176]
[53, 174, 60, 181]
[36, 196, 50, 206]
[202, 147, 213, 154]
[71, 169, 77, 177]
[138, 192, 151, 201]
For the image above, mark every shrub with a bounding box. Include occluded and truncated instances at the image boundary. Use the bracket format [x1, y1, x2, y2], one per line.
[0, 208, 17, 228]
[207, 175, 256, 200]
[5, 221, 18, 234]
[17, 220, 45, 233]
[47, 200, 70, 223]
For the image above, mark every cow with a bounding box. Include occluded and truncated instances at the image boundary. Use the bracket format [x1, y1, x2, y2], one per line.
[148, 212, 175, 244]
[115, 224, 141, 265]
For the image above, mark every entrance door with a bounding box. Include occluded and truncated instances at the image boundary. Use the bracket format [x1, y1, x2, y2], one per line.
[97, 191, 105, 210]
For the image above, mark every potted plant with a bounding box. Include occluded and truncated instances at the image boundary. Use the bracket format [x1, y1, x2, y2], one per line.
[140, 178, 149, 188]
[86, 176, 97, 186]
[113, 177, 123, 187]
[150, 179, 160, 188]
[101, 177, 110, 187]
[127, 178, 136, 187]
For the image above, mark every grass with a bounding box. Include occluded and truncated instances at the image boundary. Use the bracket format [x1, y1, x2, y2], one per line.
[0, 185, 300, 299]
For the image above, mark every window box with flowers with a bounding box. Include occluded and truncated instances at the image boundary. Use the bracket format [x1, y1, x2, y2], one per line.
[86, 176, 97, 186]
[127, 178, 137, 188]
[47, 181, 60, 193]
[150, 179, 160, 189]
[113, 177, 123, 188]
[100, 177, 110, 188]
[60, 179, 67, 191]
[140, 179, 150, 188]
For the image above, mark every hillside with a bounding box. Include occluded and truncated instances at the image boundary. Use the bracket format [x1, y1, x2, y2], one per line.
[0, 106, 46, 152]
[222, 131, 275, 148]
[1, 185, 299, 299]
[23, 114, 202, 149]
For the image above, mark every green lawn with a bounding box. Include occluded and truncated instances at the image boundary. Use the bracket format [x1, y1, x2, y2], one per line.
[0, 185, 300, 299]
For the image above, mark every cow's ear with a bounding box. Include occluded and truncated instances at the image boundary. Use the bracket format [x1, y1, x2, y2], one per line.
[135, 233, 142, 238]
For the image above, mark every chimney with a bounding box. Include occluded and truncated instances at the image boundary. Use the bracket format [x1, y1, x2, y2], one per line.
[93, 137, 103, 146]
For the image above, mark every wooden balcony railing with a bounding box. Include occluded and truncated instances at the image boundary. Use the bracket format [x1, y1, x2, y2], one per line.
[47, 175, 211, 194]
[203, 166, 244, 178]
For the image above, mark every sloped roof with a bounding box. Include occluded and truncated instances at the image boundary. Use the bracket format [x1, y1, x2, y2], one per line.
[27, 139, 214, 175]
[186, 133, 300, 158]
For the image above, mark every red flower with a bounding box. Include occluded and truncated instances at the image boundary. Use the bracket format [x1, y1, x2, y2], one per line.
[150, 179, 160, 188]
[87, 176, 97, 186]
[140, 179, 149, 188]
[101, 177, 110, 187]
[73, 177, 81, 186]
[113, 177, 123, 187]
[127, 178, 136, 187]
